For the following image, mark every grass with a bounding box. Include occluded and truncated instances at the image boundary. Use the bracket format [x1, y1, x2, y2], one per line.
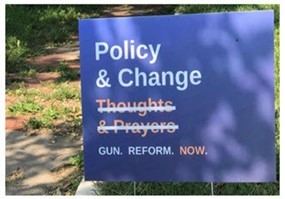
[6, 5, 91, 74]
[69, 153, 84, 169]
[25, 105, 80, 130]
[48, 83, 81, 100]
[6, 36, 29, 73]
[96, 182, 214, 195]
[70, 175, 83, 192]
[7, 81, 82, 132]
[6, 5, 82, 46]
[6, 83, 44, 99]
[6, 82, 27, 95]
[96, 181, 279, 195]
[44, 62, 80, 82]
[56, 62, 80, 82]
[43, 105, 62, 120]
[8, 99, 44, 114]
[20, 68, 37, 78]
[26, 117, 48, 129]
[42, 105, 77, 120]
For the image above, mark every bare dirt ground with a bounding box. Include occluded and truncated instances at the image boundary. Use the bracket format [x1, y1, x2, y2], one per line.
[6, 130, 81, 195]
[5, 5, 173, 195]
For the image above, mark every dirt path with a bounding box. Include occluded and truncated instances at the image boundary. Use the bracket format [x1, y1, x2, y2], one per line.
[6, 130, 81, 195]
[5, 5, 174, 195]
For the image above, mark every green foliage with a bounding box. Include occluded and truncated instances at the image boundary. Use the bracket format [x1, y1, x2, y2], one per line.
[42, 105, 75, 120]
[155, 5, 176, 15]
[6, 83, 42, 98]
[25, 104, 78, 130]
[70, 175, 83, 190]
[6, 5, 37, 45]
[26, 117, 44, 129]
[6, 5, 82, 46]
[275, 27, 280, 111]
[216, 182, 279, 195]
[69, 117, 82, 133]
[274, 24, 280, 187]
[49, 83, 81, 100]
[43, 105, 61, 120]
[20, 68, 37, 78]
[97, 181, 279, 195]
[6, 82, 26, 95]
[69, 154, 83, 169]
[176, 5, 277, 16]
[26, 117, 53, 129]
[37, 6, 80, 43]
[175, 5, 279, 25]
[6, 5, 87, 74]
[9, 99, 44, 114]
[55, 62, 80, 82]
[97, 182, 214, 195]
[6, 36, 29, 73]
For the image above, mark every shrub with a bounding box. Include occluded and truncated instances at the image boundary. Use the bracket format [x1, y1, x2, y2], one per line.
[6, 36, 29, 73]
[9, 99, 44, 114]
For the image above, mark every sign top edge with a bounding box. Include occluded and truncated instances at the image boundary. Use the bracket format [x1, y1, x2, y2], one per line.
[78, 9, 274, 22]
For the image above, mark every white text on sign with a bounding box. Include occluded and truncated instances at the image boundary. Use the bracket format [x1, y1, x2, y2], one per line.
[95, 40, 161, 64]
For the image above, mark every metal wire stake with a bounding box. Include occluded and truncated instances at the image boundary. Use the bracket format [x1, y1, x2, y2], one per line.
[134, 182, 136, 195]
[211, 182, 214, 195]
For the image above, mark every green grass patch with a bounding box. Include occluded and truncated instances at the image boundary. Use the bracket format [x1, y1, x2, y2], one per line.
[274, 27, 280, 110]
[9, 99, 44, 114]
[48, 83, 80, 100]
[96, 181, 279, 195]
[20, 68, 37, 78]
[175, 4, 279, 25]
[26, 117, 44, 129]
[6, 5, 89, 74]
[6, 36, 29, 73]
[69, 175, 83, 194]
[26, 117, 53, 129]
[6, 82, 26, 95]
[56, 62, 80, 82]
[42, 105, 75, 119]
[215, 182, 279, 195]
[43, 105, 62, 120]
[97, 182, 214, 195]
[6, 5, 82, 46]
[6, 84, 42, 98]
[25, 105, 79, 130]
[69, 153, 84, 169]
[33, 105, 79, 129]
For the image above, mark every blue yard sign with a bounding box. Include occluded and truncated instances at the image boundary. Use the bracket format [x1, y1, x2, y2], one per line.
[79, 10, 275, 182]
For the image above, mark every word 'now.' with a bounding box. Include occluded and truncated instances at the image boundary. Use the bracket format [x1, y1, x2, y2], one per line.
[95, 40, 161, 64]
[180, 146, 207, 155]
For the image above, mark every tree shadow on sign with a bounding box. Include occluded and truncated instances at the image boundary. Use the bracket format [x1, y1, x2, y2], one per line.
[90, 8, 279, 195]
